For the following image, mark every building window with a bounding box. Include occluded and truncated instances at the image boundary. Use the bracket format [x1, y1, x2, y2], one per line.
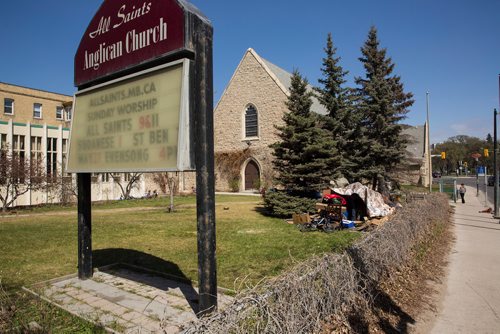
[31, 136, 43, 174]
[47, 137, 57, 177]
[4, 98, 14, 115]
[65, 107, 72, 121]
[62, 139, 70, 176]
[13, 135, 25, 155]
[33, 103, 42, 119]
[0, 134, 6, 149]
[13, 135, 26, 182]
[56, 106, 63, 120]
[245, 105, 258, 138]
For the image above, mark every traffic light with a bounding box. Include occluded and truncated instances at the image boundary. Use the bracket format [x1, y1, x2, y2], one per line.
[441, 152, 446, 159]
[464, 161, 468, 167]
[484, 148, 489, 157]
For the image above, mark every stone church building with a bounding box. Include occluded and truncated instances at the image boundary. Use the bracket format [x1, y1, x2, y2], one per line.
[213, 48, 326, 192]
[211, 48, 430, 192]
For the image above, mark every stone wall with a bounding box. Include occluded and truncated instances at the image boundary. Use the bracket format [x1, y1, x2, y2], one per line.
[390, 159, 425, 185]
[213, 49, 288, 191]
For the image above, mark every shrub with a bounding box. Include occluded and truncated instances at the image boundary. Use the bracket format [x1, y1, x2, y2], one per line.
[228, 178, 240, 192]
[263, 190, 317, 217]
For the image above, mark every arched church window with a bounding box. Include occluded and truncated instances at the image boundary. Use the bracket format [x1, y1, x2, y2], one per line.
[245, 105, 258, 138]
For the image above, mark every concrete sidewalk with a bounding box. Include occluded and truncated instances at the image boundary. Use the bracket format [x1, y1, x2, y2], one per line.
[429, 185, 500, 333]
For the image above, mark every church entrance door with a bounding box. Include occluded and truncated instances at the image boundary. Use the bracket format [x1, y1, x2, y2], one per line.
[244, 161, 260, 190]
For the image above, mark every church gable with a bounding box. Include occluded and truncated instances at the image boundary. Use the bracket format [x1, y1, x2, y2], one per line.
[213, 48, 328, 192]
[213, 48, 292, 192]
[214, 48, 290, 153]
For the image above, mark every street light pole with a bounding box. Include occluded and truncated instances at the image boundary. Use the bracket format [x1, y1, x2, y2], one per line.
[494, 108, 499, 218]
[496, 72, 500, 219]
[426, 92, 432, 192]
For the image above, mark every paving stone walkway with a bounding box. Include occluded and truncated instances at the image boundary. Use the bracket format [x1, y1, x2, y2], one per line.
[28, 265, 233, 333]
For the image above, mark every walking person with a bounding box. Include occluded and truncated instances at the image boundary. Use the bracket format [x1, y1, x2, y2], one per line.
[458, 183, 466, 203]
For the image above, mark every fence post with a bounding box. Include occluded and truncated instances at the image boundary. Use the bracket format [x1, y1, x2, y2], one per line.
[453, 180, 457, 203]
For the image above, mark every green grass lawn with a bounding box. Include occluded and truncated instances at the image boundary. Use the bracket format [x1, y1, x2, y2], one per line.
[1, 195, 358, 289]
[0, 195, 359, 331]
[6, 193, 258, 214]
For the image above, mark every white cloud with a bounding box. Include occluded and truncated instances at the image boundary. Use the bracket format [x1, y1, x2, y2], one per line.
[431, 119, 491, 143]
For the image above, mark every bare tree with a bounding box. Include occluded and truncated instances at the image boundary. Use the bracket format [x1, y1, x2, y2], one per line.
[152, 172, 179, 212]
[0, 146, 48, 212]
[60, 174, 77, 204]
[111, 173, 143, 199]
[45, 170, 77, 205]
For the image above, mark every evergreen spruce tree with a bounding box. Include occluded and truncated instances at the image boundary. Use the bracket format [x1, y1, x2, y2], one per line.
[355, 26, 414, 190]
[264, 70, 338, 216]
[315, 33, 358, 182]
[486, 133, 493, 144]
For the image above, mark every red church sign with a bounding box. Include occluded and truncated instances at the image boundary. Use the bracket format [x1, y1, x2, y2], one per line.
[75, 0, 186, 87]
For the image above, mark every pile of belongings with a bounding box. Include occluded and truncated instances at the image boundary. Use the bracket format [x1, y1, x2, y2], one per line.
[322, 194, 347, 205]
[332, 182, 395, 218]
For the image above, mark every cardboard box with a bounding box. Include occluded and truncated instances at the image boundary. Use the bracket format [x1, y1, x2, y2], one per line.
[292, 213, 310, 224]
[315, 203, 328, 211]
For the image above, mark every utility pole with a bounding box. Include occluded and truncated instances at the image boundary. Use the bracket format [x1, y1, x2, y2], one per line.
[427, 92, 432, 192]
[496, 72, 500, 221]
[494, 108, 499, 218]
[476, 158, 479, 197]
[485, 167, 488, 207]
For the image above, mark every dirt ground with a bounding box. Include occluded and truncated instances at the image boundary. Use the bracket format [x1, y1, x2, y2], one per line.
[359, 219, 454, 334]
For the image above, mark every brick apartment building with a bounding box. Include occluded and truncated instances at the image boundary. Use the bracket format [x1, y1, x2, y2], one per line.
[0, 82, 74, 206]
[0, 82, 154, 208]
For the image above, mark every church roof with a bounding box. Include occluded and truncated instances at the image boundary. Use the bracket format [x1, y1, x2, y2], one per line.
[258, 51, 328, 115]
[402, 124, 426, 159]
[227, 48, 328, 115]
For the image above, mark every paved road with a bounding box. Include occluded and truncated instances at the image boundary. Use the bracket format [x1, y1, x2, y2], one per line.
[429, 182, 500, 333]
[435, 176, 493, 207]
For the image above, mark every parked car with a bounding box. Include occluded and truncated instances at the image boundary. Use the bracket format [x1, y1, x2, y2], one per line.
[432, 172, 441, 178]
[487, 175, 498, 186]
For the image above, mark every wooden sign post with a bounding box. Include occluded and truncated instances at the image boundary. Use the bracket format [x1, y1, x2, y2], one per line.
[69, 0, 216, 314]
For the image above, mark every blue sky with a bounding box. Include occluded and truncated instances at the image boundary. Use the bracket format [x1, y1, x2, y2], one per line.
[1, 0, 498, 143]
